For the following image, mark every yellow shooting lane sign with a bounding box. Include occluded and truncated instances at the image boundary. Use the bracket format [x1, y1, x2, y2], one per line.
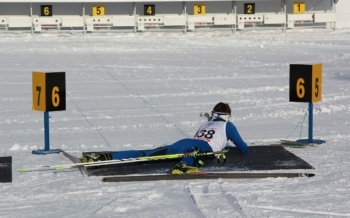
[32, 72, 66, 112]
[32, 71, 65, 155]
[289, 63, 322, 103]
[194, 4, 206, 15]
[289, 63, 325, 145]
[92, 5, 105, 16]
[293, 2, 306, 14]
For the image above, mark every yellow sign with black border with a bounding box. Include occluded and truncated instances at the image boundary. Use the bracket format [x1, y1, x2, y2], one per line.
[92, 5, 105, 16]
[194, 4, 206, 15]
[293, 2, 306, 14]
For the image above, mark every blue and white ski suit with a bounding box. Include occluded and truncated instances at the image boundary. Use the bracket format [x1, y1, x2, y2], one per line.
[111, 118, 248, 166]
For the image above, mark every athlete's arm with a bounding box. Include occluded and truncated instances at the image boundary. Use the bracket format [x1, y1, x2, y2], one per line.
[226, 122, 248, 153]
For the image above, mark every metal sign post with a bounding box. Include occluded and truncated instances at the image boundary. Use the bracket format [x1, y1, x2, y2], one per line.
[289, 64, 325, 144]
[32, 72, 66, 155]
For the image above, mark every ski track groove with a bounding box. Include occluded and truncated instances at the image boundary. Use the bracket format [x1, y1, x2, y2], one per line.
[187, 181, 246, 218]
[14, 177, 68, 191]
[248, 205, 350, 217]
[219, 185, 247, 217]
[92, 196, 119, 215]
[186, 187, 206, 217]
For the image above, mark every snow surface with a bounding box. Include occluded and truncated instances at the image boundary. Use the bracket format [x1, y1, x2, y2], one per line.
[0, 29, 349, 218]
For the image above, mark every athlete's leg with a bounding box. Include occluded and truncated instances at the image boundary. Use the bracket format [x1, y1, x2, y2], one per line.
[111, 146, 168, 159]
[167, 138, 212, 166]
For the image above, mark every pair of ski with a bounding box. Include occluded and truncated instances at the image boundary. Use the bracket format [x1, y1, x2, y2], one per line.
[102, 172, 315, 182]
[18, 149, 226, 172]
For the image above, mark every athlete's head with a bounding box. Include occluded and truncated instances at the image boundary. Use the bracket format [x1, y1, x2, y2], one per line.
[212, 102, 231, 121]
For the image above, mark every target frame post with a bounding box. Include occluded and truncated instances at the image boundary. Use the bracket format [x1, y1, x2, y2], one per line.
[32, 72, 66, 155]
[289, 64, 325, 145]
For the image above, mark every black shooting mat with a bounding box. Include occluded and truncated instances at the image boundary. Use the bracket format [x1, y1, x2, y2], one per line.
[85, 145, 314, 177]
[0, 156, 12, 183]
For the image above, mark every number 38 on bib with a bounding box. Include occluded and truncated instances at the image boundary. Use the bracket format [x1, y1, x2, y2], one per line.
[32, 72, 66, 112]
[289, 64, 322, 103]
